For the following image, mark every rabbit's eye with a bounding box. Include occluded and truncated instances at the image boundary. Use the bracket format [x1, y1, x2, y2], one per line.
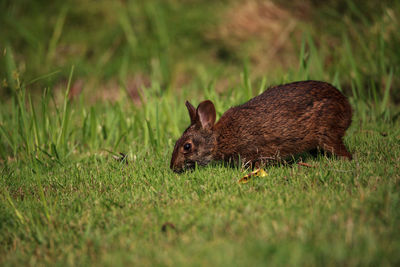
[183, 143, 191, 151]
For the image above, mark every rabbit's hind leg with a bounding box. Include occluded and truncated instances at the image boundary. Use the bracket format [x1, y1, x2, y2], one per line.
[320, 138, 352, 160]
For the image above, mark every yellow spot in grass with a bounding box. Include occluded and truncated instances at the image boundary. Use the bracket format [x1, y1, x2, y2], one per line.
[238, 168, 267, 184]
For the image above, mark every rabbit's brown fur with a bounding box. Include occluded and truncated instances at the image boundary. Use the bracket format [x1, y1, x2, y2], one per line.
[170, 81, 352, 173]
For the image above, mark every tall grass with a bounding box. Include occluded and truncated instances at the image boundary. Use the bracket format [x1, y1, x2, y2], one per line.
[0, 55, 185, 164]
[0, 32, 397, 166]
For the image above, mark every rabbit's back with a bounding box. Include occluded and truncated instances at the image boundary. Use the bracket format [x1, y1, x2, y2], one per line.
[214, 81, 352, 162]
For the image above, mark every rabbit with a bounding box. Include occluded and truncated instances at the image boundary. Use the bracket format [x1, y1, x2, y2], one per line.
[170, 80, 352, 173]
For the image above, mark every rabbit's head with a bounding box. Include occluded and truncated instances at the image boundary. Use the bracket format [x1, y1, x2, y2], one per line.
[170, 100, 217, 173]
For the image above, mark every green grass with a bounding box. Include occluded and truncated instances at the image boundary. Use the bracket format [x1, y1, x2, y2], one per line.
[1, 106, 399, 266]
[1, 58, 399, 266]
[1, 0, 400, 266]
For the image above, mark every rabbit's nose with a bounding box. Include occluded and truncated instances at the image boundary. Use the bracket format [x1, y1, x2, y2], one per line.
[170, 157, 182, 173]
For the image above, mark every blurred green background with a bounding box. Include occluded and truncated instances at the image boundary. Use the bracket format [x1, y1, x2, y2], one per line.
[1, 0, 399, 102]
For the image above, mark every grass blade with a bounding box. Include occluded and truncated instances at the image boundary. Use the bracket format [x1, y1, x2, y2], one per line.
[381, 68, 393, 115]
[57, 65, 74, 151]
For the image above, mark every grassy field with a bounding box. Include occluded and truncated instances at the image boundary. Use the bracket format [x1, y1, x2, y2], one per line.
[1, 0, 400, 266]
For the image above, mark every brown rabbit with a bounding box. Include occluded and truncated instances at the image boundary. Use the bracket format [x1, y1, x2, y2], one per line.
[170, 80, 352, 173]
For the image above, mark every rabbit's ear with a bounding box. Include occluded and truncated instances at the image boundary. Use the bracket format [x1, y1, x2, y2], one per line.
[185, 100, 196, 125]
[196, 100, 216, 130]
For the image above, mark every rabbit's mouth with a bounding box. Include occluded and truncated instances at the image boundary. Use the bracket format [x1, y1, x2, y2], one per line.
[172, 159, 210, 173]
[184, 161, 196, 170]
[172, 168, 184, 174]
[171, 161, 195, 173]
